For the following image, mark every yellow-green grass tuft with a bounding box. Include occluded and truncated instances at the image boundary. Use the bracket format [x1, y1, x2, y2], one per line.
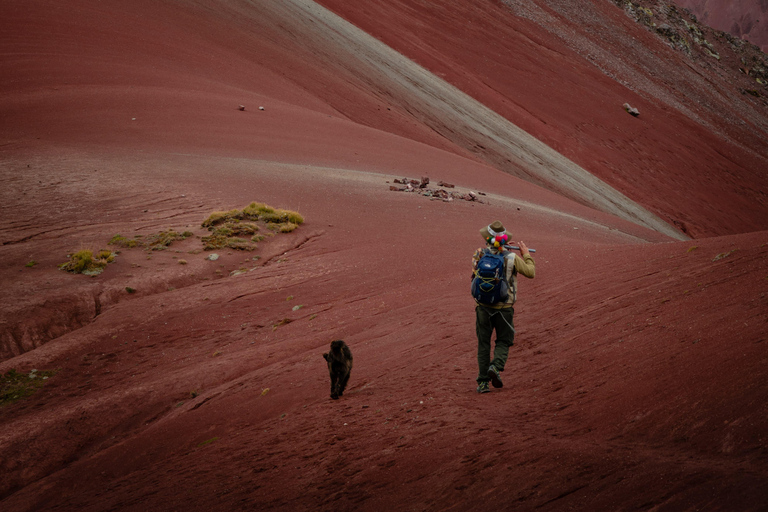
[201, 233, 229, 251]
[95, 250, 115, 263]
[282, 210, 304, 224]
[202, 209, 244, 228]
[201, 202, 303, 250]
[242, 202, 275, 219]
[213, 203, 303, 226]
[59, 250, 98, 273]
[59, 249, 115, 275]
[277, 222, 300, 233]
[145, 230, 191, 250]
[109, 234, 140, 248]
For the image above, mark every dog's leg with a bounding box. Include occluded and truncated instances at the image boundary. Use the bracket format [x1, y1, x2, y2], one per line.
[338, 370, 350, 397]
[330, 372, 339, 400]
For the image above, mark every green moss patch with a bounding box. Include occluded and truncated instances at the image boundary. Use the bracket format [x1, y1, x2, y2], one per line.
[110, 231, 193, 251]
[201, 202, 304, 250]
[109, 234, 140, 248]
[59, 249, 116, 275]
[144, 230, 193, 251]
[1, 369, 57, 406]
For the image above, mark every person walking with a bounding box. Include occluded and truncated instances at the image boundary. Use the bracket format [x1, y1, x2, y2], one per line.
[471, 221, 535, 393]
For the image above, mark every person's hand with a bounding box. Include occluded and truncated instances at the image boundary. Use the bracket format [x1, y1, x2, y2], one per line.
[518, 241, 530, 257]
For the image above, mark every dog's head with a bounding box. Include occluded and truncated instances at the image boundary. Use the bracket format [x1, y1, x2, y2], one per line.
[330, 339, 345, 352]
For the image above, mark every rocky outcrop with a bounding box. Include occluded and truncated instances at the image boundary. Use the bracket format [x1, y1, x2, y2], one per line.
[674, 0, 768, 53]
[388, 177, 484, 202]
[612, 1, 767, 96]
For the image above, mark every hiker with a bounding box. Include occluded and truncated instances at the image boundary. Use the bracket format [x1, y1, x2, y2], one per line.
[471, 221, 535, 393]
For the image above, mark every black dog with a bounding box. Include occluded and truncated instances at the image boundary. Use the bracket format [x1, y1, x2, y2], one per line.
[322, 340, 353, 400]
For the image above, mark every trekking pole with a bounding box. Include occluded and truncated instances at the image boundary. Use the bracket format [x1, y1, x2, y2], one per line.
[504, 245, 536, 253]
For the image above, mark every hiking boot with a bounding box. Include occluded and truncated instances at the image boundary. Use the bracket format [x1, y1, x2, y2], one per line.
[488, 365, 503, 388]
[476, 381, 490, 394]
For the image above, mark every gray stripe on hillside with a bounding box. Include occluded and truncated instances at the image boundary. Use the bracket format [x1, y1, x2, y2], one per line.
[268, 0, 686, 240]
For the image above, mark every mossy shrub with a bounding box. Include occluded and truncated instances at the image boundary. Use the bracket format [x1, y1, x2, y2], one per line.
[96, 250, 115, 263]
[242, 202, 274, 219]
[282, 210, 304, 224]
[262, 209, 303, 225]
[242, 203, 303, 225]
[277, 222, 299, 233]
[59, 249, 97, 273]
[202, 234, 229, 251]
[145, 230, 190, 249]
[226, 237, 255, 250]
[212, 226, 234, 237]
[109, 234, 139, 248]
[59, 249, 115, 274]
[1, 368, 57, 405]
[200, 202, 304, 250]
[202, 209, 244, 228]
[234, 222, 259, 235]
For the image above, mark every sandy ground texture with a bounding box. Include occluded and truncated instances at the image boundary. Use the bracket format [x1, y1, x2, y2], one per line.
[1, 1, 767, 511]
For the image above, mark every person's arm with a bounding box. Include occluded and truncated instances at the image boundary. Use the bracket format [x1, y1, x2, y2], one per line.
[514, 241, 535, 278]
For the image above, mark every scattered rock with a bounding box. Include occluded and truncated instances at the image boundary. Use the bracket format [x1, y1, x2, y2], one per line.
[238, 105, 245, 111]
[207, 253, 220, 261]
[623, 103, 640, 117]
[712, 250, 737, 262]
[259, 106, 265, 111]
[389, 177, 484, 203]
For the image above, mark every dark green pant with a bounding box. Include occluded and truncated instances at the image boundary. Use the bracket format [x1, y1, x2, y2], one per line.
[476, 305, 515, 383]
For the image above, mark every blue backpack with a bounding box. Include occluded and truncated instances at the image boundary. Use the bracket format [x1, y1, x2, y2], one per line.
[471, 249, 509, 304]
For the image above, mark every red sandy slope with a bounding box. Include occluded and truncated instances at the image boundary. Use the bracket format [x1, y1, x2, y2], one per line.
[316, 0, 768, 238]
[1, 1, 767, 511]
